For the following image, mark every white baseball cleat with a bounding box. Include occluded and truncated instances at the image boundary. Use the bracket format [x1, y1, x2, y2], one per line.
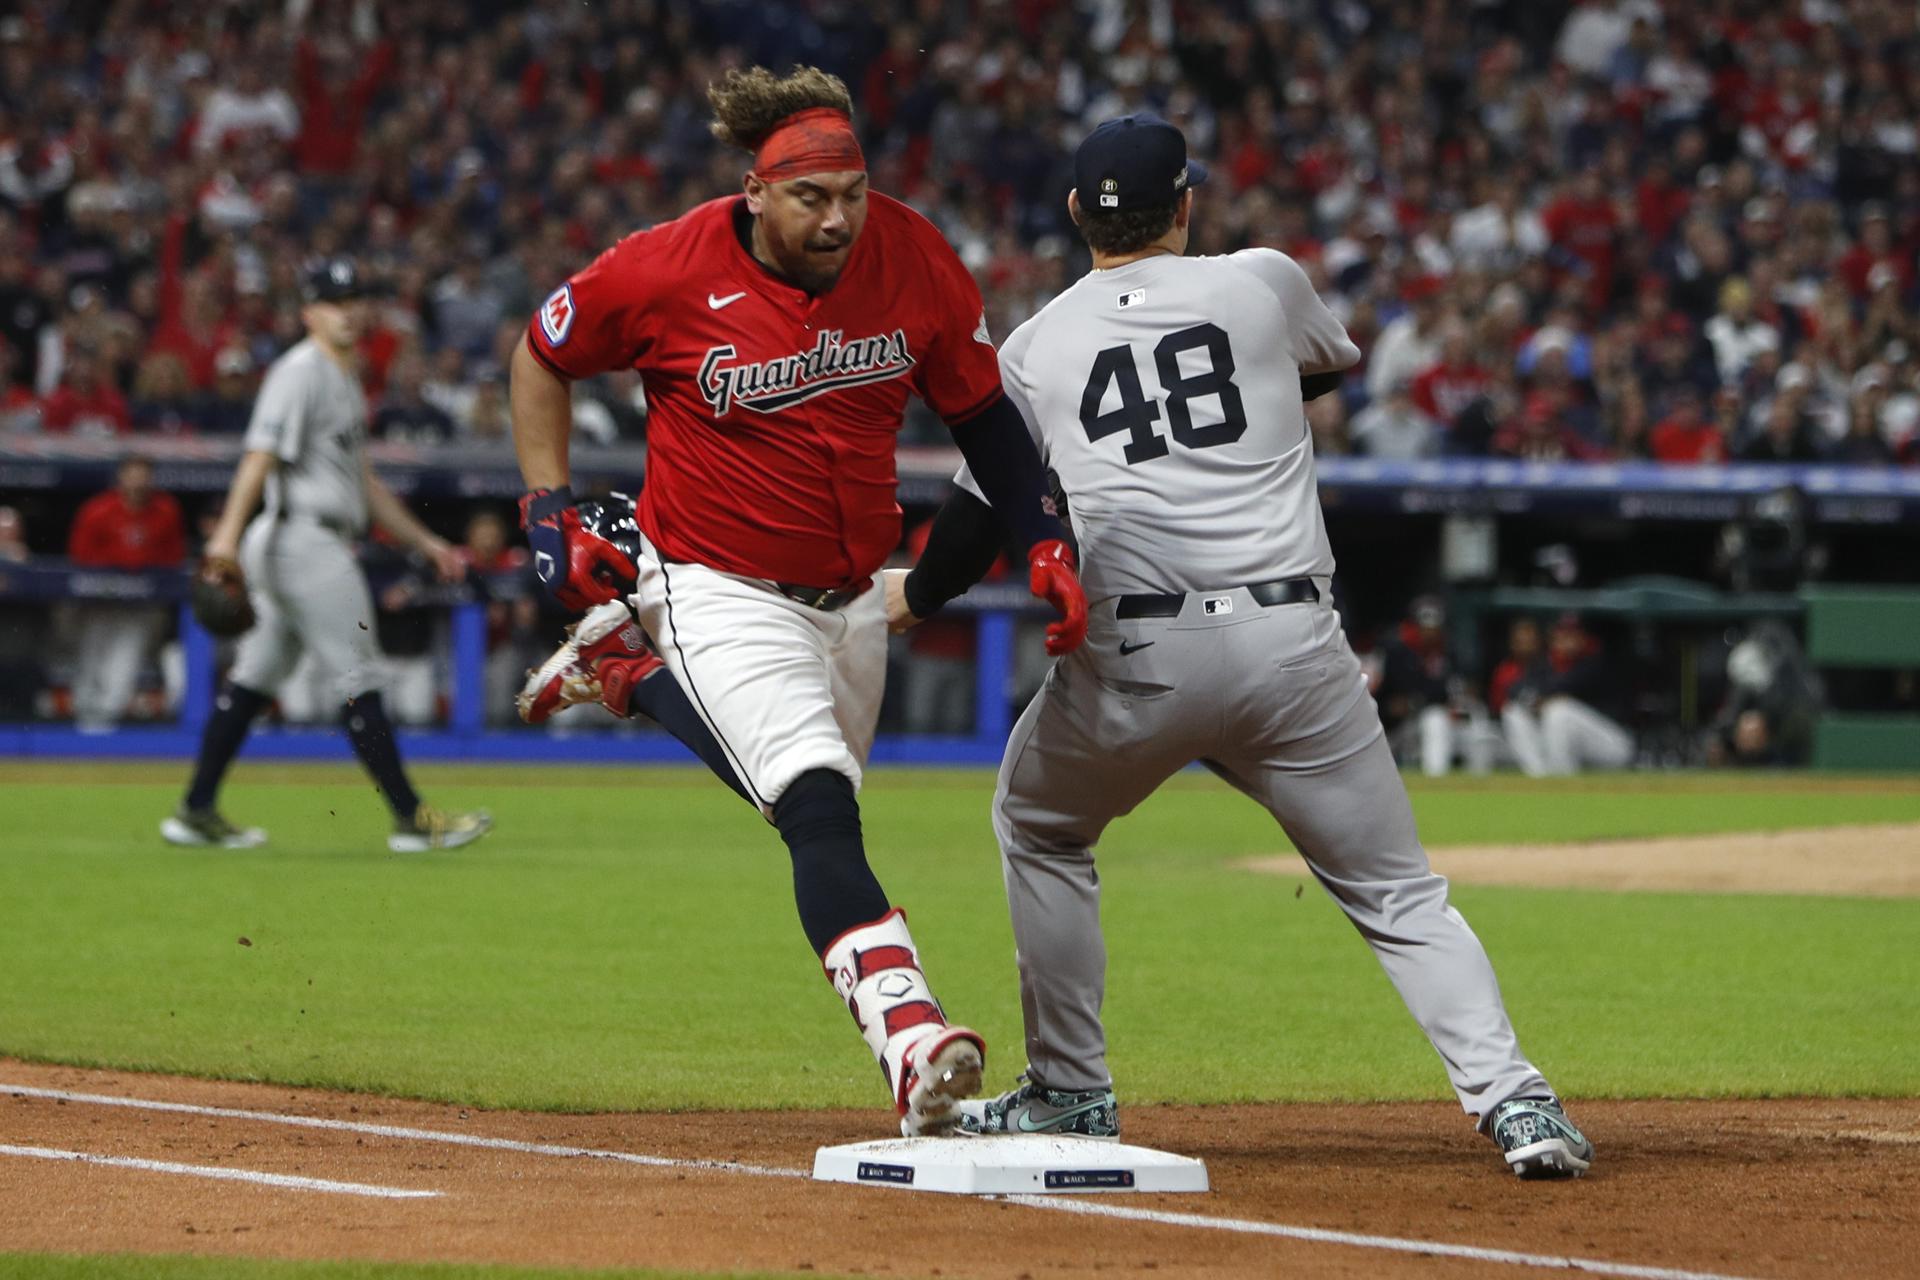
[899, 1026, 986, 1137]
[517, 601, 656, 724]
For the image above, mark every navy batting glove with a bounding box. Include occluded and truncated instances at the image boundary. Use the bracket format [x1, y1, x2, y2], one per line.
[519, 485, 638, 611]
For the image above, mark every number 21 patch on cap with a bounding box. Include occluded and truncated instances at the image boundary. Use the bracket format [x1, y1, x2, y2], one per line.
[540, 285, 576, 346]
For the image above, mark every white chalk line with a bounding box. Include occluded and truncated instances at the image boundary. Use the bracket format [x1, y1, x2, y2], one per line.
[0, 1084, 805, 1180]
[0, 1142, 438, 1199]
[4, 1083, 1761, 1280]
[1001, 1196, 1758, 1280]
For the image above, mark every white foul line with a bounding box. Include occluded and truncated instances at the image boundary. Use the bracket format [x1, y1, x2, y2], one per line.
[0, 1143, 439, 1200]
[0, 1085, 805, 1180]
[4, 1084, 1761, 1280]
[999, 1196, 1760, 1280]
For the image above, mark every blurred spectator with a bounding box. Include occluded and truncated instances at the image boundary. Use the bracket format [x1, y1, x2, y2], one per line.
[429, 257, 506, 361]
[421, 348, 476, 428]
[194, 61, 300, 157]
[128, 352, 198, 434]
[1492, 393, 1608, 461]
[1350, 378, 1438, 460]
[0, 341, 40, 430]
[1450, 176, 1548, 272]
[1703, 278, 1780, 388]
[0, 505, 37, 718]
[372, 351, 457, 444]
[0, 505, 27, 563]
[202, 347, 258, 433]
[42, 348, 130, 436]
[1836, 205, 1912, 301]
[1648, 386, 1728, 464]
[1541, 170, 1620, 314]
[1366, 275, 1445, 403]
[1737, 389, 1823, 463]
[465, 366, 512, 442]
[0, 0, 1907, 473]
[0, 123, 73, 227]
[1499, 612, 1636, 777]
[1409, 323, 1492, 438]
[66, 455, 186, 730]
[1827, 385, 1897, 466]
[1306, 389, 1351, 457]
[1703, 622, 1822, 768]
[1487, 615, 1542, 720]
[456, 508, 538, 726]
[148, 278, 233, 392]
[1371, 595, 1493, 777]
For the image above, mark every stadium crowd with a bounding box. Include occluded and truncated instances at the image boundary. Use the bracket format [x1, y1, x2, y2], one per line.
[0, 0, 1916, 466]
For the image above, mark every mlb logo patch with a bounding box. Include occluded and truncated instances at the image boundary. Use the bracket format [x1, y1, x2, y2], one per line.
[1118, 289, 1146, 309]
[539, 284, 575, 346]
[1099, 176, 1120, 208]
[1204, 596, 1233, 616]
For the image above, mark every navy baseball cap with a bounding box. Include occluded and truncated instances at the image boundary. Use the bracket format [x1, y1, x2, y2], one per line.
[1074, 114, 1208, 213]
[302, 257, 366, 303]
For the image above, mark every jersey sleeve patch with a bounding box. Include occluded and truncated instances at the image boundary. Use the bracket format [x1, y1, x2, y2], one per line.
[539, 285, 576, 347]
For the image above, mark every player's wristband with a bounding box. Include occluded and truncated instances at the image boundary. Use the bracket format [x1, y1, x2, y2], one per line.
[520, 485, 575, 527]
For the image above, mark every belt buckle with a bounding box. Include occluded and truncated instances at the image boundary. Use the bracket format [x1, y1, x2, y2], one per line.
[805, 587, 835, 610]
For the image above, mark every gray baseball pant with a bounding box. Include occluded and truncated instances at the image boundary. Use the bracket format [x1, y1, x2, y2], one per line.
[230, 514, 384, 703]
[992, 586, 1553, 1125]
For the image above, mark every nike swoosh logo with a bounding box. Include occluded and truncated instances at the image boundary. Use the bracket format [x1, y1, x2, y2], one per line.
[1016, 1098, 1109, 1133]
[708, 291, 748, 310]
[1119, 640, 1155, 655]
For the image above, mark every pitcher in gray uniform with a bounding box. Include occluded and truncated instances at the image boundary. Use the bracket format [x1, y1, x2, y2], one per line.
[889, 117, 1593, 1178]
[161, 259, 492, 854]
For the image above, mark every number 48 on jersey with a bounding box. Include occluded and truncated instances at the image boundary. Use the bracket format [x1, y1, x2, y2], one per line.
[1079, 322, 1247, 464]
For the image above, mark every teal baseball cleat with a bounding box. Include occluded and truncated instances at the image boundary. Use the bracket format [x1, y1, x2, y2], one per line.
[955, 1074, 1120, 1140]
[1489, 1096, 1595, 1179]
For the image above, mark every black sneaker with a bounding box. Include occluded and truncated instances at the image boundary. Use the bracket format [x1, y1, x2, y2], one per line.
[1489, 1096, 1594, 1179]
[955, 1074, 1119, 1140]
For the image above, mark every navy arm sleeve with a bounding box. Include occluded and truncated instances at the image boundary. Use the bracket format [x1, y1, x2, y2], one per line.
[903, 488, 1009, 619]
[945, 391, 1067, 555]
[1301, 370, 1344, 402]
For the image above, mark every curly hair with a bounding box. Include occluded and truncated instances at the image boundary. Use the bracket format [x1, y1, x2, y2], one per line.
[1076, 201, 1181, 256]
[708, 66, 855, 152]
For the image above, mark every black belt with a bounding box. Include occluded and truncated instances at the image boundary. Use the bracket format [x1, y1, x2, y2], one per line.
[775, 577, 872, 612]
[276, 510, 356, 538]
[1114, 577, 1319, 619]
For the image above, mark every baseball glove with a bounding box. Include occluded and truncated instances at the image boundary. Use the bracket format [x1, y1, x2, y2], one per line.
[190, 555, 256, 638]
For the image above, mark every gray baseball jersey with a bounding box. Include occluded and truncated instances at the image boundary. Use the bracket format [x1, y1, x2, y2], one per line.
[960, 248, 1360, 599]
[969, 249, 1559, 1129]
[244, 338, 370, 535]
[229, 338, 383, 705]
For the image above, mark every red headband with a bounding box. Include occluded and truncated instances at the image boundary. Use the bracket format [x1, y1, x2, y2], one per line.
[752, 107, 865, 183]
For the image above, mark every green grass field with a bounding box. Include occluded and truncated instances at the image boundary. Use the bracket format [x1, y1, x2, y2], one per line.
[3, 762, 1916, 1109]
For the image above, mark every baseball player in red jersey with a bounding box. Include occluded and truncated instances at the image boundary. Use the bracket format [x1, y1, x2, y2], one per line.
[508, 66, 1087, 1136]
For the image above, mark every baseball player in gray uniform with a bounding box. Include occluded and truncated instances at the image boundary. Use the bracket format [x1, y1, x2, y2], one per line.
[889, 117, 1593, 1178]
[160, 259, 491, 854]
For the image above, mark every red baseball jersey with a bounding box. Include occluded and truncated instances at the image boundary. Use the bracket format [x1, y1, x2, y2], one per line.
[526, 193, 1001, 587]
[68, 490, 187, 569]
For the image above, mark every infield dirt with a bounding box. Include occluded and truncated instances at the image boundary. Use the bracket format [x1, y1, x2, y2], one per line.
[4, 1059, 1917, 1279]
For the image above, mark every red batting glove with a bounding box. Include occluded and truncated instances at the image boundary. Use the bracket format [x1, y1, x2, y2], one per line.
[519, 487, 639, 611]
[1028, 539, 1087, 655]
